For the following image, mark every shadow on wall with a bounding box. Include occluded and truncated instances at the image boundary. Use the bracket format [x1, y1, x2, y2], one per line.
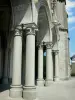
[37, 6, 50, 43]
[0, 84, 10, 92]
[11, 0, 32, 28]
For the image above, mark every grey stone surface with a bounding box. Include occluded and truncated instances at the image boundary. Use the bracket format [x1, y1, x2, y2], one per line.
[36, 77, 75, 100]
[1, 78, 75, 100]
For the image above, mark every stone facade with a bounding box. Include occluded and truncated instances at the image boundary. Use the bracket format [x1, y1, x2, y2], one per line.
[0, 0, 70, 100]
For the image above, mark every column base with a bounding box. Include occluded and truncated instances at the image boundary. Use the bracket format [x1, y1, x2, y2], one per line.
[9, 85, 22, 98]
[54, 77, 60, 81]
[45, 79, 53, 86]
[59, 76, 69, 81]
[37, 79, 44, 86]
[2, 77, 8, 84]
[23, 86, 36, 100]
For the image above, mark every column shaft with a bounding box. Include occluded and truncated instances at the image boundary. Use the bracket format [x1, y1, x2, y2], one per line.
[9, 29, 22, 98]
[37, 45, 44, 86]
[25, 34, 35, 86]
[45, 42, 53, 86]
[23, 27, 36, 100]
[55, 50, 59, 81]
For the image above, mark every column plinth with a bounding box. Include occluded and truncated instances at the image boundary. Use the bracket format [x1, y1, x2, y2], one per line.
[10, 85, 22, 98]
[23, 27, 37, 100]
[37, 44, 44, 86]
[9, 28, 22, 98]
[37, 79, 44, 86]
[45, 42, 53, 86]
[23, 86, 36, 100]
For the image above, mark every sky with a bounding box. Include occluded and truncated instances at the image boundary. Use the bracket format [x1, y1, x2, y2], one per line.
[66, 0, 75, 57]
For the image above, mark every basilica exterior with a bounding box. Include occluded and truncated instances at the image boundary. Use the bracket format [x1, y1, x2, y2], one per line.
[0, 0, 70, 100]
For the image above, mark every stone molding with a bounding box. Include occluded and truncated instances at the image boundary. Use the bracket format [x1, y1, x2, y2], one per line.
[13, 23, 38, 36]
[59, 27, 68, 32]
[46, 42, 53, 49]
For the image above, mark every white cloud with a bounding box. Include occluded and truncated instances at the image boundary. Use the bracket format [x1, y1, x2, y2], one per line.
[66, 0, 75, 11]
[68, 16, 75, 23]
[69, 26, 75, 31]
[66, 0, 75, 17]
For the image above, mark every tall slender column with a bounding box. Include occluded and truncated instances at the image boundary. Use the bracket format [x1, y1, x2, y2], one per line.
[9, 28, 22, 98]
[23, 27, 36, 100]
[0, 36, 2, 80]
[0, 49, 2, 79]
[45, 42, 53, 86]
[37, 44, 44, 86]
[54, 50, 59, 81]
[2, 49, 8, 84]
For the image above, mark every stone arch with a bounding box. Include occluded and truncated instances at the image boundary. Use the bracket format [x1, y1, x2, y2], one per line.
[10, 0, 33, 28]
[36, 0, 53, 43]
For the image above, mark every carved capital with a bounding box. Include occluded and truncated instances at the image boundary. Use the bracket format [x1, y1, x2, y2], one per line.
[14, 28, 22, 37]
[26, 28, 36, 36]
[38, 44, 43, 50]
[53, 50, 59, 55]
[25, 23, 38, 36]
[37, 42, 43, 50]
[46, 42, 53, 49]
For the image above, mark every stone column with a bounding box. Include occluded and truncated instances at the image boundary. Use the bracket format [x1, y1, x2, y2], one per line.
[45, 42, 53, 86]
[37, 44, 44, 86]
[0, 36, 2, 80]
[2, 49, 8, 84]
[23, 27, 36, 100]
[0, 49, 2, 79]
[54, 50, 59, 81]
[9, 28, 22, 98]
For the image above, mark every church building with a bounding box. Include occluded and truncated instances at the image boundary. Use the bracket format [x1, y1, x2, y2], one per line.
[0, 0, 70, 100]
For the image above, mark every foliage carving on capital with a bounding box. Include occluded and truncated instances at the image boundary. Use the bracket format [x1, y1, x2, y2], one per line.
[38, 44, 43, 50]
[26, 28, 36, 36]
[37, 42, 43, 49]
[25, 23, 38, 36]
[46, 42, 53, 49]
[14, 28, 22, 36]
[53, 50, 59, 55]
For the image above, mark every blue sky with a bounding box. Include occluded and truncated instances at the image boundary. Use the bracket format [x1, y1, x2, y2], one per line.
[66, 0, 75, 57]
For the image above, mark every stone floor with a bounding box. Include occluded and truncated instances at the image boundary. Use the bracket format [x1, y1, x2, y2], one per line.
[0, 77, 75, 100]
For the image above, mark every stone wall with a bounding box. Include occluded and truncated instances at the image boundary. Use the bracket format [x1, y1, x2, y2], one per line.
[58, 29, 69, 79]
